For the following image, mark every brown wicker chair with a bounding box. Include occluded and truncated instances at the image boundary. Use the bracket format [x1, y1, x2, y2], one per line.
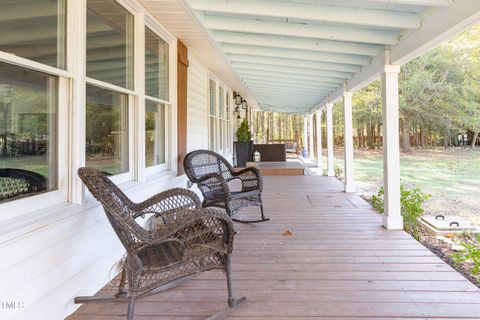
[183, 150, 269, 223]
[74, 167, 246, 320]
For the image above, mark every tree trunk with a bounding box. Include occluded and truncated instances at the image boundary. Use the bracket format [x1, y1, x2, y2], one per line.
[472, 131, 479, 149]
[421, 127, 427, 148]
[402, 117, 411, 152]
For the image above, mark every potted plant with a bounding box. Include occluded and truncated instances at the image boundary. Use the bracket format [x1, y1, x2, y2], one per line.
[234, 119, 253, 167]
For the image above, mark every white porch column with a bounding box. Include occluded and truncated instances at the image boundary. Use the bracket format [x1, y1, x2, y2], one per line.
[308, 113, 314, 160]
[315, 109, 323, 170]
[326, 103, 334, 176]
[343, 91, 355, 192]
[382, 58, 403, 230]
[303, 115, 308, 155]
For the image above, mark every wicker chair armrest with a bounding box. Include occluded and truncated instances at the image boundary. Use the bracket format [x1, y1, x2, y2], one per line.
[140, 207, 235, 253]
[131, 188, 201, 219]
[231, 167, 263, 192]
[196, 172, 231, 196]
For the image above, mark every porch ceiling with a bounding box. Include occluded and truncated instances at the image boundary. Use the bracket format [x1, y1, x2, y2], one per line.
[184, 0, 451, 113]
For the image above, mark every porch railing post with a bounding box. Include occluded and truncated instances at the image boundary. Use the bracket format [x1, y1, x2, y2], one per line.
[382, 51, 403, 229]
[303, 115, 308, 155]
[343, 91, 355, 192]
[326, 103, 334, 176]
[315, 109, 323, 171]
[308, 113, 314, 160]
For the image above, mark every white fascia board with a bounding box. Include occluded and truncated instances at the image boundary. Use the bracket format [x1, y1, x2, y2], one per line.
[220, 43, 371, 66]
[203, 15, 400, 45]
[213, 31, 384, 56]
[189, 0, 421, 29]
[227, 54, 362, 73]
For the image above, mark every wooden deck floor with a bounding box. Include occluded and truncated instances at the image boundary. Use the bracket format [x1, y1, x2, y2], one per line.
[68, 175, 480, 319]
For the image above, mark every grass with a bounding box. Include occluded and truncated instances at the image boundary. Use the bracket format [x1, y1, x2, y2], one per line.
[333, 148, 480, 226]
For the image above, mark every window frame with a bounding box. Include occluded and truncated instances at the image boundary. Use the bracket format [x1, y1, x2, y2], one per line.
[0, 0, 178, 219]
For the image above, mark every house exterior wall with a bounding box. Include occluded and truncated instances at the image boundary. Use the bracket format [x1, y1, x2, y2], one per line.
[0, 2, 236, 320]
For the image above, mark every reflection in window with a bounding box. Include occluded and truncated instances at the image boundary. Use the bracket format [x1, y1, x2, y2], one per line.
[209, 80, 216, 150]
[86, 0, 134, 89]
[86, 85, 128, 175]
[219, 87, 224, 150]
[0, 63, 57, 203]
[0, 0, 66, 69]
[145, 27, 169, 100]
[145, 101, 165, 167]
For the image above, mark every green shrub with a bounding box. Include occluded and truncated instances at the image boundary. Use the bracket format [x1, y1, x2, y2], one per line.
[370, 185, 430, 239]
[334, 165, 343, 181]
[452, 234, 480, 277]
[236, 119, 251, 142]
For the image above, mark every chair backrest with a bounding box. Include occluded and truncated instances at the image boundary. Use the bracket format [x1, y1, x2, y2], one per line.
[77, 167, 145, 256]
[183, 149, 233, 183]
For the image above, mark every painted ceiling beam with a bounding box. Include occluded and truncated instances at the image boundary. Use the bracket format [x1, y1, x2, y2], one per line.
[247, 83, 334, 94]
[213, 31, 383, 57]
[221, 43, 371, 66]
[203, 16, 400, 45]
[231, 62, 354, 79]
[227, 54, 361, 73]
[236, 69, 348, 84]
[249, 86, 333, 96]
[245, 79, 338, 90]
[255, 98, 321, 107]
[252, 91, 326, 100]
[189, 0, 421, 29]
[365, 0, 451, 7]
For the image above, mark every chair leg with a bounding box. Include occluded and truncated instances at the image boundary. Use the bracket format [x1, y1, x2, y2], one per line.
[116, 265, 127, 297]
[127, 296, 135, 320]
[259, 195, 268, 221]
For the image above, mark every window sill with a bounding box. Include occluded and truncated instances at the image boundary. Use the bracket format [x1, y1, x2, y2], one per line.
[0, 170, 185, 245]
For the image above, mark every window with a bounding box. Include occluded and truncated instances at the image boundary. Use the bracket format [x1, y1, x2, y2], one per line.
[219, 87, 225, 151]
[85, 85, 128, 175]
[86, 0, 134, 89]
[0, 62, 58, 203]
[145, 26, 170, 170]
[145, 27, 169, 100]
[0, 0, 67, 69]
[145, 101, 165, 167]
[226, 91, 231, 150]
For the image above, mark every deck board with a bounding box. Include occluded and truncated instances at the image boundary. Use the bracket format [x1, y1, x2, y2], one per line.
[68, 175, 480, 319]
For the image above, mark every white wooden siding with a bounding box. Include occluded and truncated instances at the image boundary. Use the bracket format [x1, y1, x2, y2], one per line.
[187, 53, 209, 152]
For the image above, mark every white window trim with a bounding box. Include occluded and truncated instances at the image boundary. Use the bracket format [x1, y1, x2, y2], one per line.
[208, 73, 233, 156]
[1, 0, 179, 218]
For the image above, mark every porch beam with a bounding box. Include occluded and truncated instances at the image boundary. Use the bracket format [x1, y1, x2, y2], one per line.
[221, 43, 371, 66]
[213, 31, 384, 57]
[228, 54, 361, 73]
[309, 114, 315, 160]
[204, 16, 400, 45]
[382, 54, 403, 230]
[315, 109, 323, 171]
[232, 63, 354, 79]
[343, 91, 355, 193]
[365, 0, 451, 7]
[326, 102, 334, 176]
[247, 82, 336, 92]
[190, 0, 421, 29]
[238, 72, 346, 84]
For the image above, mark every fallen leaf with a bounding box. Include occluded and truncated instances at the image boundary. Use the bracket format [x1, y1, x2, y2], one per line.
[282, 230, 294, 236]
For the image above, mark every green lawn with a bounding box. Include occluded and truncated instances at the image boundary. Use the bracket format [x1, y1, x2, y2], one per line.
[333, 148, 480, 225]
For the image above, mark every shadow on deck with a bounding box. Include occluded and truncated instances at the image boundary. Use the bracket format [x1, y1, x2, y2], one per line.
[68, 175, 480, 319]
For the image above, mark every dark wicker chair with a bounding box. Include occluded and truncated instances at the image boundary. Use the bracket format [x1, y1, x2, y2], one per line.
[75, 167, 245, 320]
[183, 150, 269, 223]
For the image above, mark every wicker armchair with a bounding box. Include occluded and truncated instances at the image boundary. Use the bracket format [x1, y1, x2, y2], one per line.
[75, 167, 245, 320]
[183, 150, 269, 223]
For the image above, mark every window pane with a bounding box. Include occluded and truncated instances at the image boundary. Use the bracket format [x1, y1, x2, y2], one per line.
[145, 27, 169, 100]
[86, 85, 128, 175]
[0, 62, 57, 203]
[209, 117, 215, 151]
[219, 87, 224, 119]
[0, 0, 66, 69]
[145, 100, 165, 167]
[209, 80, 216, 116]
[87, 0, 134, 89]
[226, 92, 230, 120]
[219, 120, 224, 150]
